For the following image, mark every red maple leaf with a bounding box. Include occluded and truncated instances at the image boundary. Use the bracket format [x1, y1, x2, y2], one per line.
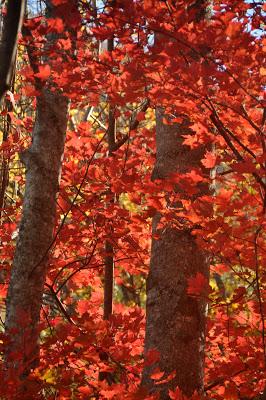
[187, 273, 210, 296]
[35, 65, 51, 80]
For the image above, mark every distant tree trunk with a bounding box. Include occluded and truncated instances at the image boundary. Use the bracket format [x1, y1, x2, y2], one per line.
[3, 2, 70, 393]
[142, 107, 209, 398]
[103, 37, 115, 321]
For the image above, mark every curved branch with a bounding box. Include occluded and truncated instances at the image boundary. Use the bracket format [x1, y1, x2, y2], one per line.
[0, 0, 25, 101]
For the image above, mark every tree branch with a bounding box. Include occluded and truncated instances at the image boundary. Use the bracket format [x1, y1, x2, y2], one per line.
[0, 0, 25, 101]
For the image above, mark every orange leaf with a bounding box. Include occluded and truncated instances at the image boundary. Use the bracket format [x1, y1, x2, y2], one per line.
[47, 18, 64, 33]
[78, 386, 92, 395]
[201, 151, 217, 168]
[150, 369, 164, 380]
[225, 21, 242, 38]
[154, 371, 176, 385]
[35, 65, 51, 80]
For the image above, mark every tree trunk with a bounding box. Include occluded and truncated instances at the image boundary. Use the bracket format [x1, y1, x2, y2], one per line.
[103, 37, 115, 321]
[4, 89, 68, 382]
[4, 2, 70, 391]
[142, 109, 209, 399]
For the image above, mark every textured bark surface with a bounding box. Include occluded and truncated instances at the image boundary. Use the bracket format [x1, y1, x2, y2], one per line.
[142, 109, 209, 398]
[4, 90, 68, 380]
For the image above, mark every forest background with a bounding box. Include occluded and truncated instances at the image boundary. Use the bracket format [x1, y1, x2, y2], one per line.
[0, 0, 265, 399]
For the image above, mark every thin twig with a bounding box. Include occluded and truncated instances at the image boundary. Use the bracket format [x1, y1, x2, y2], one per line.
[254, 226, 266, 368]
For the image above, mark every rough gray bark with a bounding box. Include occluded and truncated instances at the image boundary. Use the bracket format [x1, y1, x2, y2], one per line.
[4, 90, 68, 381]
[4, 2, 70, 391]
[0, 0, 25, 101]
[142, 109, 209, 399]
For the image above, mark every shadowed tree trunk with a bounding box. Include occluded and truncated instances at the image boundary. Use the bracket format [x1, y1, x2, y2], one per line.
[0, 0, 25, 102]
[142, 109, 209, 398]
[103, 37, 115, 322]
[142, 3, 212, 397]
[3, 2, 71, 393]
